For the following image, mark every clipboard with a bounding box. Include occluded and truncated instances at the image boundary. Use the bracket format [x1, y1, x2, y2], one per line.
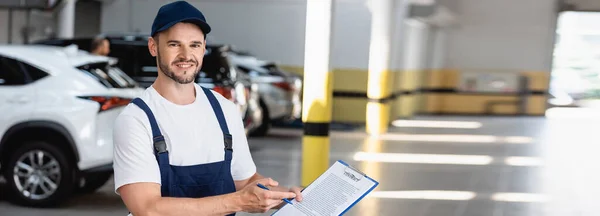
[337, 160, 379, 216]
[271, 160, 379, 216]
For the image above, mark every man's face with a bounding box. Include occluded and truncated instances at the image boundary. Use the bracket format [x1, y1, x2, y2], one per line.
[102, 40, 110, 56]
[148, 22, 205, 84]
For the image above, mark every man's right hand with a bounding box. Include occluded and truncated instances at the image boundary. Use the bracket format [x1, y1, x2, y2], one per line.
[235, 178, 297, 213]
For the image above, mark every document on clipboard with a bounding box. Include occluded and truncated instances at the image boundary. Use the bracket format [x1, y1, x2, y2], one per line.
[271, 160, 379, 216]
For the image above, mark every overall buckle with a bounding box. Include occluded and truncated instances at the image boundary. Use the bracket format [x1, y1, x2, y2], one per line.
[153, 136, 168, 153]
[224, 134, 233, 151]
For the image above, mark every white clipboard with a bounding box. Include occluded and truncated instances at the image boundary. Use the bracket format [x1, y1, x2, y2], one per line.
[271, 160, 379, 216]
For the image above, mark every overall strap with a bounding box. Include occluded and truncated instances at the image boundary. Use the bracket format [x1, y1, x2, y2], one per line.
[201, 87, 233, 162]
[131, 98, 170, 196]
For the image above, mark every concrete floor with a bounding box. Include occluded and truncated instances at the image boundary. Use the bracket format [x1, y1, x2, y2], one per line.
[1, 115, 600, 216]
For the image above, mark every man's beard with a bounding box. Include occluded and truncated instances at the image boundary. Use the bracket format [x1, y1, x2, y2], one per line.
[156, 50, 199, 84]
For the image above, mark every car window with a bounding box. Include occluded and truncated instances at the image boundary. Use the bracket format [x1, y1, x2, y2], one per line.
[77, 62, 132, 88]
[0, 56, 27, 85]
[197, 48, 232, 84]
[135, 45, 157, 74]
[107, 42, 138, 76]
[109, 66, 138, 87]
[21, 62, 48, 81]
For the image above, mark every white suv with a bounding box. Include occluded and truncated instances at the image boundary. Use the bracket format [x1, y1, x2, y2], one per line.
[0, 45, 143, 207]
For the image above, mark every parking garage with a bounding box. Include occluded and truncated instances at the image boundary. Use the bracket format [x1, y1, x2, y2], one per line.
[1, 0, 600, 215]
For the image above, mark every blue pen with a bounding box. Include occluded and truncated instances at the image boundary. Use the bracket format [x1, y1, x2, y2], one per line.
[256, 183, 294, 205]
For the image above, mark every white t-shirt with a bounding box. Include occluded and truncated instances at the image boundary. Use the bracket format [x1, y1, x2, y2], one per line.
[112, 84, 257, 193]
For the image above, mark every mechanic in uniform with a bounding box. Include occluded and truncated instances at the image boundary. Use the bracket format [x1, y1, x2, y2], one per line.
[112, 1, 302, 215]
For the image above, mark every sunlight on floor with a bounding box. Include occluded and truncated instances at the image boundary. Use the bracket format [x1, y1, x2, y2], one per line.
[353, 152, 494, 165]
[369, 191, 549, 203]
[391, 120, 482, 129]
[545, 107, 600, 119]
[375, 133, 533, 144]
[369, 190, 476, 200]
[491, 193, 549, 203]
[354, 152, 544, 167]
[504, 156, 545, 167]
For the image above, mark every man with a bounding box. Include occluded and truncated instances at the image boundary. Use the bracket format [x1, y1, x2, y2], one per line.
[112, 1, 302, 215]
[90, 36, 110, 56]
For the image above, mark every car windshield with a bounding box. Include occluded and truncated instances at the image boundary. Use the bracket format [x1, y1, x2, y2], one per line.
[77, 62, 138, 88]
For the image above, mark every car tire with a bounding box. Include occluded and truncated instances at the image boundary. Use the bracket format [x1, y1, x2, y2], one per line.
[250, 100, 270, 137]
[3, 140, 75, 207]
[76, 172, 112, 194]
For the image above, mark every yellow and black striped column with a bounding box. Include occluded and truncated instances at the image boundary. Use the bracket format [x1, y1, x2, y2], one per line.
[301, 0, 335, 187]
[366, 0, 395, 135]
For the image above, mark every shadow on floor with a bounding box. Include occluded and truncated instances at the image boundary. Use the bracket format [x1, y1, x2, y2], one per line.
[0, 182, 124, 210]
[272, 119, 361, 132]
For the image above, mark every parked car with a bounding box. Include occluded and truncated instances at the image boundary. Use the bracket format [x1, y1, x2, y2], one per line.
[0, 45, 144, 207]
[227, 51, 302, 136]
[34, 36, 262, 135]
[196, 45, 263, 135]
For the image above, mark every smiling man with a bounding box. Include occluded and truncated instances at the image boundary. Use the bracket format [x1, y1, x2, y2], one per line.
[112, 1, 302, 215]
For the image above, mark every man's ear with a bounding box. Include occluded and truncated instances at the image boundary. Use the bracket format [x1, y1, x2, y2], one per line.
[148, 36, 158, 57]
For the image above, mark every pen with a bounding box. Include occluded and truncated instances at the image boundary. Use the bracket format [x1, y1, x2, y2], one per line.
[256, 183, 294, 205]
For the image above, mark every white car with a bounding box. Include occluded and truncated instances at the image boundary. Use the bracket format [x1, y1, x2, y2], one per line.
[0, 45, 143, 207]
[228, 53, 302, 136]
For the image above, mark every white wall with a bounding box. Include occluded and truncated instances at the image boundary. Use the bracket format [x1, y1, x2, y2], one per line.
[100, 0, 131, 34]
[0, 9, 56, 44]
[445, 0, 558, 72]
[101, 0, 410, 69]
[0, 0, 100, 45]
[0, 10, 7, 43]
[75, 0, 102, 38]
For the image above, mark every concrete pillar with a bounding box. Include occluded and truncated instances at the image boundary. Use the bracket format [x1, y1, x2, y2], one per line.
[366, 0, 395, 135]
[301, 0, 335, 186]
[429, 26, 447, 70]
[396, 19, 429, 116]
[58, 0, 76, 38]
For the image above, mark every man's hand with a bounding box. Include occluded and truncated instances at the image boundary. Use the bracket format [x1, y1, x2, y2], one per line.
[289, 186, 303, 202]
[234, 178, 297, 213]
[274, 186, 304, 209]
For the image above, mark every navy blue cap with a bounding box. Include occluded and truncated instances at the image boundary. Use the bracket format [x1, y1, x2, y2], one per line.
[151, 1, 211, 37]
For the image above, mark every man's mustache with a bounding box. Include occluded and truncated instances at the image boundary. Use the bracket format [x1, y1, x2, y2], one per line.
[172, 59, 197, 65]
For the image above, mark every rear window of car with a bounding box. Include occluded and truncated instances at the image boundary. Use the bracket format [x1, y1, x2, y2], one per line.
[77, 62, 137, 88]
[197, 47, 232, 84]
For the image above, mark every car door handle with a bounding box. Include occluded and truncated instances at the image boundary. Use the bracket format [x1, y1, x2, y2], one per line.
[8, 96, 30, 104]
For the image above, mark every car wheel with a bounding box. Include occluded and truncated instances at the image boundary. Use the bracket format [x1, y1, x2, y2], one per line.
[76, 172, 112, 194]
[250, 100, 270, 137]
[3, 141, 75, 207]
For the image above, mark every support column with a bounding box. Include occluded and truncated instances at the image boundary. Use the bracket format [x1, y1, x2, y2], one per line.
[7, 9, 13, 44]
[429, 26, 447, 70]
[366, 0, 395, 135]
[301, 0, 335, 187]
[58, 0, 76, 39]
[400, 20, 431, 116]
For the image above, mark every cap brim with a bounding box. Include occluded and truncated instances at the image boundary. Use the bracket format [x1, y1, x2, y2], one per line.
[153, 17, 212, 36]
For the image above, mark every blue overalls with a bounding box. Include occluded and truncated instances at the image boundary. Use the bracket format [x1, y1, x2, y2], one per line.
[131, 87, 237, 216]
